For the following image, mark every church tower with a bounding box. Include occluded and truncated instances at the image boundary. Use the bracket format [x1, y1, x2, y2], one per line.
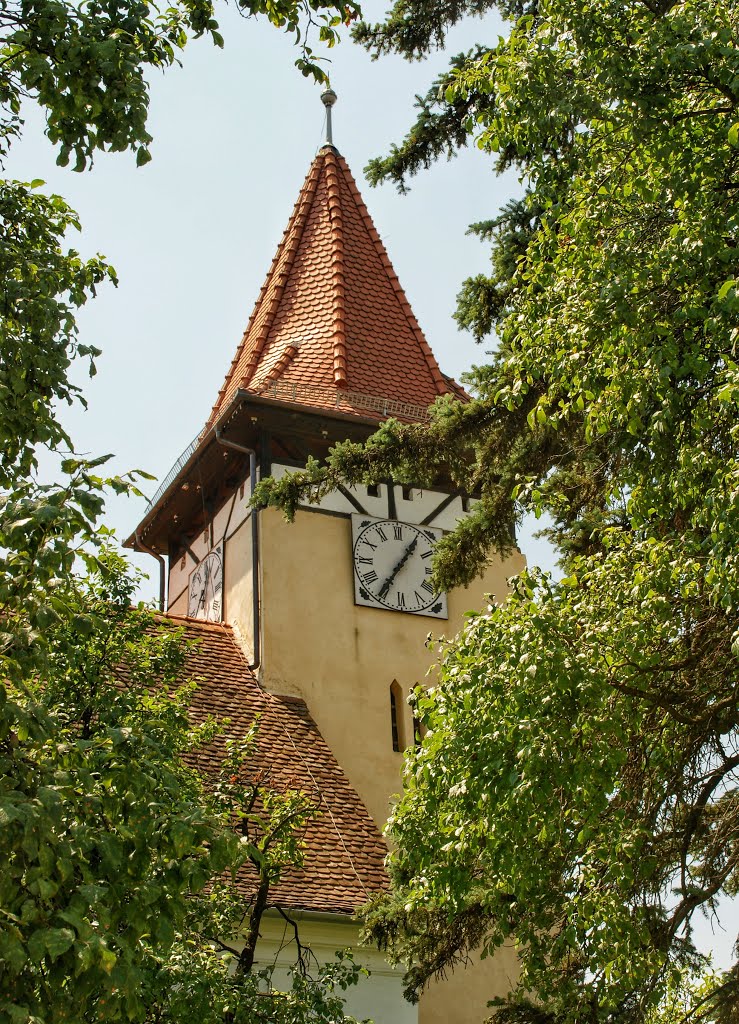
[128, 93, 523, 1023]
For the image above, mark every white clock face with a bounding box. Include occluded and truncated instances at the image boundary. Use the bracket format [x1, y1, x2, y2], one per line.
[351, 515, 447, 619]
[188, 544, 223, 621]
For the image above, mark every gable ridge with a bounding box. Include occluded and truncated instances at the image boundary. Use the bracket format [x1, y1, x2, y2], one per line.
[325, 149, 348, 387]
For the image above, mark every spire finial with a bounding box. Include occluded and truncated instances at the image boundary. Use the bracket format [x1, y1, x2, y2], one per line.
[321, 88, 338, 147]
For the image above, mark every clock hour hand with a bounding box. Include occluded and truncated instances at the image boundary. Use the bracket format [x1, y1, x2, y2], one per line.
[197, 562, 210, 610]
[378, 535, 418, 600]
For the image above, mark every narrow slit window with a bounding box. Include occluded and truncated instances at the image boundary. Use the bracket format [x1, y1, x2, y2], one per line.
[390, 681, 404, 752]
[402, 485, 414, 501]
[413, 715, 424, 746]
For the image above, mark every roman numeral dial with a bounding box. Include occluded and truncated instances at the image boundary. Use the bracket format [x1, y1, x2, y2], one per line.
[187, 545, 224, 622]
[351, 514, 448, 619]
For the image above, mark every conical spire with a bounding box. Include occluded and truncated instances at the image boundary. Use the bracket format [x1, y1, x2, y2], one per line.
[205, 145, 460, 430]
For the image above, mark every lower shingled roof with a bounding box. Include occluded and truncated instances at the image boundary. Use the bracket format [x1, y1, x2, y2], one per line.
[159, 614, 389, 915]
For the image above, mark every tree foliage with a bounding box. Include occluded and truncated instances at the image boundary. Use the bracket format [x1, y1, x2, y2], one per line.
[143, 936, 371, 1024]
[255, 0, 739, 1020]
[1, 557, 233, 1023]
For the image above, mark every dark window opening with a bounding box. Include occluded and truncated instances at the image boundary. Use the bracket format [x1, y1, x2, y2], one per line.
[413, 716, 424, 746]
[367, 483, 381, 498]
[402, 485, 414, 501]
[390, 681, 404, 752]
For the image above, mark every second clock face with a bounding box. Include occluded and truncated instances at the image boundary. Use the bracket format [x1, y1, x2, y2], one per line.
[351, 515, 448, 619]
[188, 544, 223, 621]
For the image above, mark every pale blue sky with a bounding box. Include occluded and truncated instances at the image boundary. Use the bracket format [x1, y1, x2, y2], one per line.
[6, 0, 734, 970]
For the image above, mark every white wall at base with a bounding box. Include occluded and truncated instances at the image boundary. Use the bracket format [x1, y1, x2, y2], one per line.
[254, 911, 417, 1024]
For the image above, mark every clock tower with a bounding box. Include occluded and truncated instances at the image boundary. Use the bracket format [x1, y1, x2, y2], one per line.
[128, 94, 524, 1023]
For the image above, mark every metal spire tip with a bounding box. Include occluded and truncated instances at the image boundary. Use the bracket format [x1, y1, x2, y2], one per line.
[321, 88, 337, 147]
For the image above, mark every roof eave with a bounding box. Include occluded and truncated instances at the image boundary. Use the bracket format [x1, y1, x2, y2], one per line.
[124, 389, 388, 553]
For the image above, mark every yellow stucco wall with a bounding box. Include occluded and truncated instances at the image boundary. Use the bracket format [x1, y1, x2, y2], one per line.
[418, 944, 520, 1024]
[168, 588, 188, 617]
[222, 514, 255, 656]
[258, 508, 525, 830]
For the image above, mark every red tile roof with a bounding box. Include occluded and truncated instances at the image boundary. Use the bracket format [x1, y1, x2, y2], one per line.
[206, 146, 462, 427]
[159, 615, 388, 914]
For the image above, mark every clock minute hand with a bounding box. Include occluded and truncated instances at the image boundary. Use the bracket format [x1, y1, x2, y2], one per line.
[378, 535, 419, 600]
[199, 562, 210, 606]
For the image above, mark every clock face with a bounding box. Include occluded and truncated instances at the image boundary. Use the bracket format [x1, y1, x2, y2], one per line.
[351, 515, 447, 619]
[188, 544, 224, 621]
